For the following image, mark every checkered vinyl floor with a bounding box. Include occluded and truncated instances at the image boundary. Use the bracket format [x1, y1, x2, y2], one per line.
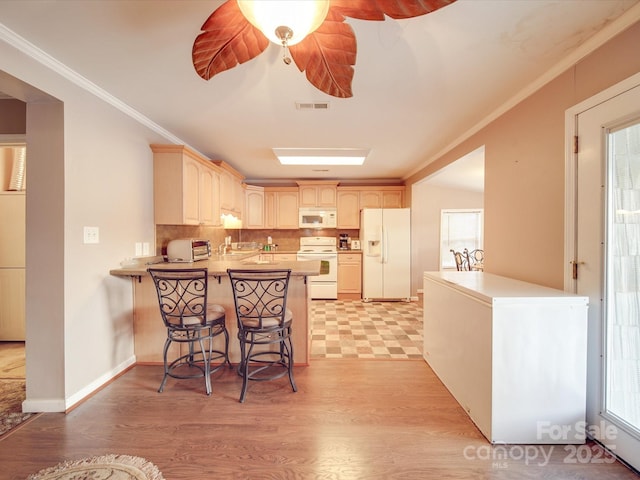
[310, 299, 424, 359]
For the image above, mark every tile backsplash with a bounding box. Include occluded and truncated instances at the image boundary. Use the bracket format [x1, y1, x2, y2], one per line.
[155, 226, 359, 254]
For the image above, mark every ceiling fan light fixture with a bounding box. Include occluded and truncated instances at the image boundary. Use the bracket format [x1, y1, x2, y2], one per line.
[237, 0, 330, 46]
[274, 148, 369, 166]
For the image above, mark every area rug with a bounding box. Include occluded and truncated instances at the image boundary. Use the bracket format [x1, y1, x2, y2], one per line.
[0, 378, 33, 436]
[27, 454, 165, 480]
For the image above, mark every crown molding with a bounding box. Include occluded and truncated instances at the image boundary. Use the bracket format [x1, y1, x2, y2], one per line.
[405, 3, 640, 180]
[0, 22, 192, 149]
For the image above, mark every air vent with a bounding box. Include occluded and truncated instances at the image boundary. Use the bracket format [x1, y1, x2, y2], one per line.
[296, 102, 330, 110]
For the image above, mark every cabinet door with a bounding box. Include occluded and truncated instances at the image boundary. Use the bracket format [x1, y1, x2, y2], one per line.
[277, 191, 299, 229]
[382, 190, 404, 208]
[0, 193, 25, 266]
[337, 190, 360, 228]
[219, 170, 234, 212]
[298, 185, 317, 207]
[233, 177, 244, 216]
[245, 186, 265, 229]
[338, 254, 362, 294]
[317, 185, 337, 206]
[182, 157, 201, 224]
[264, 191, 276, 229]
[211, 169, 222, 226]
[0, 268, 25, 340]
[360, 190, 382, 208]
[199, 167, 215, 225]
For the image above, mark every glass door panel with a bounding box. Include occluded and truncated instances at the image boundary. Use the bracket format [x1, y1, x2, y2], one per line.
[605, 121, 640, 436]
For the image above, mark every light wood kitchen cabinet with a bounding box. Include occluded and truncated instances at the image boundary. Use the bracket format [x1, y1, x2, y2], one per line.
[214, 160, 245, 219]
[0, 192, 25, 340]
[0, 268, 26, 340]
[297, 181, 338, 207]
[264, 187, 299, 229]
[359, 189, 382, 209]
[359, 186, 405, 209]
[336, 186, 405, 228]
[381, 189, 404, 208]
[152, 144, 220, 226]
[244, 185, 265, 229]
[338, 252, 362, 296]
[336, 188, 360, 229]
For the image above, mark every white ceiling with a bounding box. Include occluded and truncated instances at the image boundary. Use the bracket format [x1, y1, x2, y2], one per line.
[0, 0, 638, 189]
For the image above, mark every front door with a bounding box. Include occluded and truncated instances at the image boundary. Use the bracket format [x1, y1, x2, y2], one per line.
[570, 76, 640, 471]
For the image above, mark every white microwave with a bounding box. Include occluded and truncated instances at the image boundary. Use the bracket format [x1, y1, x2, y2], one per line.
[299, 208, 337, 229]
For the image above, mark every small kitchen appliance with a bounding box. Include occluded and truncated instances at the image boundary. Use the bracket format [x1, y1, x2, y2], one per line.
[166, 238, 211, 263]
[339, 234, 349, 250]
[299, 207, 337, 229]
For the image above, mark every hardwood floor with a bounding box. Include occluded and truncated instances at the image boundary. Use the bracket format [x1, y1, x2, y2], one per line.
[0, 360, 637, 479]
[0, 342, 26, 379]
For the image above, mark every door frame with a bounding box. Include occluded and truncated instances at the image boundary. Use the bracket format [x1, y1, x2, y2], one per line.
[564, 72, 640, 469]
[564, 71, 640, 292]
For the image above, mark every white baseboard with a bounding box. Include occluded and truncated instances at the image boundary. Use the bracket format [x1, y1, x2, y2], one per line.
[22, 355, 136, 413]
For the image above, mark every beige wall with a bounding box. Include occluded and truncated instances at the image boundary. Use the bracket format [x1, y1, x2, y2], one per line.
[406, 21, 640, 290]
[0, 98, 25, 133]
[0, 41, 169, 410]
[410, 183, 484, 294]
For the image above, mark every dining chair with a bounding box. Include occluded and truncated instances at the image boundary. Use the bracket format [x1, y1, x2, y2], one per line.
[227, 269, 297, 403]
[450, 249, 469, 271]
[148, 268, 230, 395]
[464, 248, 484, 271]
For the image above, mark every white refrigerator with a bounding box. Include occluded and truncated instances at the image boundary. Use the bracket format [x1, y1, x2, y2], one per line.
[361, 208, 411, 301]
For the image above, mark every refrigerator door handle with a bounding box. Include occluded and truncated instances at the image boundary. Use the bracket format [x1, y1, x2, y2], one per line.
[382, 226, 387, 264]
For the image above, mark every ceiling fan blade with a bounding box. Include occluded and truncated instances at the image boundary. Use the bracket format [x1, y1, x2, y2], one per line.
[330, 0, 456, 21]
[289, 15, 357, 98]
[192, 0, 269, 80]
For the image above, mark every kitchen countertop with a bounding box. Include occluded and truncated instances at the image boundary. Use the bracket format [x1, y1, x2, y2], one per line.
[110, 251, 321, 277]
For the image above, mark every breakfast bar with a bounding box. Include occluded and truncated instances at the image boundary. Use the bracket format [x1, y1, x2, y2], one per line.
[110, 253, 320, 365]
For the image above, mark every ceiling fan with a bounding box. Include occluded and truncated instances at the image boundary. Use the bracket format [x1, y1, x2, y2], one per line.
[192, 0, 457, 98]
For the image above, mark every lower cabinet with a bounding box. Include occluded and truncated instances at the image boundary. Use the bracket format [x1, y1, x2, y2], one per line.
[0, 268, 25, 340]
[423, 271, 589, 444]
[338, 252, 362, 296]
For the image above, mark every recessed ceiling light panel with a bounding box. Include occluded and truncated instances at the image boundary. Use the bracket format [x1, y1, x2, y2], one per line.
[273, 148, 369, 166]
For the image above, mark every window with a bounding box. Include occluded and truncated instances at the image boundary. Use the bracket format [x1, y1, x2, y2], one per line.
[440, 209, 483, 269]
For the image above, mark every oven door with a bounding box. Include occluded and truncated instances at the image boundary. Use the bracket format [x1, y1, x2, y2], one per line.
[297, 252, 337, 299]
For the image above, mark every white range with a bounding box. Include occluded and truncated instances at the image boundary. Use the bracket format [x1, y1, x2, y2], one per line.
[297, 236, 337, 300]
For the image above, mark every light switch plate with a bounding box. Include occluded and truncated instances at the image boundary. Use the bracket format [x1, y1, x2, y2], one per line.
[83, 226, 99, 244]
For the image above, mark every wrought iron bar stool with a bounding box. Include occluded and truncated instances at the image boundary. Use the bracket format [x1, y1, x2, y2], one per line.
[148, 268, 230, 395]
[227, 269, 297, 403]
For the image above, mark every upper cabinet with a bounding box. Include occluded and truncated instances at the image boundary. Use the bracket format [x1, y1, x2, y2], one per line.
[337, 186, 405, 228]
[297, 181, 338, 207]
[213, 160, 245, 219]
[336, 188, 360, 229]
[152, 144, 221, 226]
[264, 187, 299, 229]
[359, 187, 404, 209]
[244, 184, 265, 229]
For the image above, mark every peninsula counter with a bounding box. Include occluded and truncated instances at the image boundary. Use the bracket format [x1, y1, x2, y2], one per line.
[111, 254, 320, 365]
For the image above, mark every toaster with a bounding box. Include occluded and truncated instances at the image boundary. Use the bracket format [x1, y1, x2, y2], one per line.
[166, 238, 211, 263]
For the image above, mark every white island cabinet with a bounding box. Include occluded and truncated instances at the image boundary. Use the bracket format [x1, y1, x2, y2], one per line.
[423, 271, 588, 444]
